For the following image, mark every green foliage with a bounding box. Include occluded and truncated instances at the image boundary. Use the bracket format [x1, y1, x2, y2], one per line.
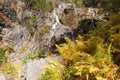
[65, 68, 74, 80]
[78, 19, 98, 34]
[55, 12, 120, 80]
[39, 60, 64, 80]
[83, 0, 120, 11]
[92, 13, 120, 62]
[92, 13, 120, 41]
[0, 60, 17, 77]
[75, 0, 83, 8]
[103, 0, 120, 12]
[23, 50, 43, 63]
[26, 0, 54, 12]
[61, 0, 83, 8]
[30, 0, 47, 9]
[83, 0, 101, 7]
[0, 48, 7, 63]
[3, 45, 14, 54]
[0, 46, 14, 63]
[96, 76, 107, 80]
[56, 35, 115, 80]
[0, 47, 17, 77]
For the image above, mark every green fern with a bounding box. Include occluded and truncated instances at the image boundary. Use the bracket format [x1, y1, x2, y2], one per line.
[56, 35, 114, 80]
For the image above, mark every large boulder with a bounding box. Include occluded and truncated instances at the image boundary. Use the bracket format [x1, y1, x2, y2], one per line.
[25, 56, 61, 80]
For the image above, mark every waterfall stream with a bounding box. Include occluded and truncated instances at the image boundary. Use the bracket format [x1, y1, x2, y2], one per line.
[50, 5, 61, 38]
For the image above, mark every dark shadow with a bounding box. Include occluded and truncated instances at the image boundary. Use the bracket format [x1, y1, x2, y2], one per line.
[50, 19, 99, 53]
[112, 51, 120, 66]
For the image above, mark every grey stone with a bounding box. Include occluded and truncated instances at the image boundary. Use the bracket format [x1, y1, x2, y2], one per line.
[25, 57, 61, 80]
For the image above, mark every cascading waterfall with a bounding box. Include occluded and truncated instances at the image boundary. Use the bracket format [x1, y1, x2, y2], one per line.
[50, 5, 61, 38]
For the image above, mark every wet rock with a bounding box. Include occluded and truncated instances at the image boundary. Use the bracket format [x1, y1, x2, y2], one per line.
[0, 1, 108, 80]
[1, 23, 31, 53]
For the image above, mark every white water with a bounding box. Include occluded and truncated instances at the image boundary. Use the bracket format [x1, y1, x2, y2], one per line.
[50, 5, 61, 37]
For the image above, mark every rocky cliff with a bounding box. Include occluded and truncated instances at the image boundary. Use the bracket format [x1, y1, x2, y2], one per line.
[0, 0, 107, 80]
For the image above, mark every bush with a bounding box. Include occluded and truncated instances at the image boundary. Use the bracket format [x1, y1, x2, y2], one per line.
[0, 45, 14, 63]
[26, 0, 54, 12]
[0, 46, 14, 63]
[56, 35, 117, 80]
[3, 45, 14, 54]
[0, 60, 17, 77]
[91, 13, 120, 66]
[0, 48, 7, 63]
[39, 60, 65, 80]
[0, 47, 17, 77]
[78, 19, 98, 34]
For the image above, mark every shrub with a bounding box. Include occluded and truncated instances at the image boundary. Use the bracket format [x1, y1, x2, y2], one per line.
[26, 0, 54, 12]
[78, 19, 98, 34]
[56, 35, 117, 80]
[0, 45, 14, 64]
[0, 47, 17, 77]
[0, 60, 17, 77]
[39, 60, 65, 80]
[91, 13, 120, 66]
[0, 48, 7, 63]
[3, 45, 14, 54]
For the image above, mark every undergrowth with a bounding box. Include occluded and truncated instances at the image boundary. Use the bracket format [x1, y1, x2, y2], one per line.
[23, 50, 43, 63]
[56, 36, 118, 80]
[39, 60, 65, 80]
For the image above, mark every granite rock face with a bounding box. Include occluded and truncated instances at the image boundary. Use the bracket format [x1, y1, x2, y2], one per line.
[0, 1, 107, 80]
[0, 0, 106, 52]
